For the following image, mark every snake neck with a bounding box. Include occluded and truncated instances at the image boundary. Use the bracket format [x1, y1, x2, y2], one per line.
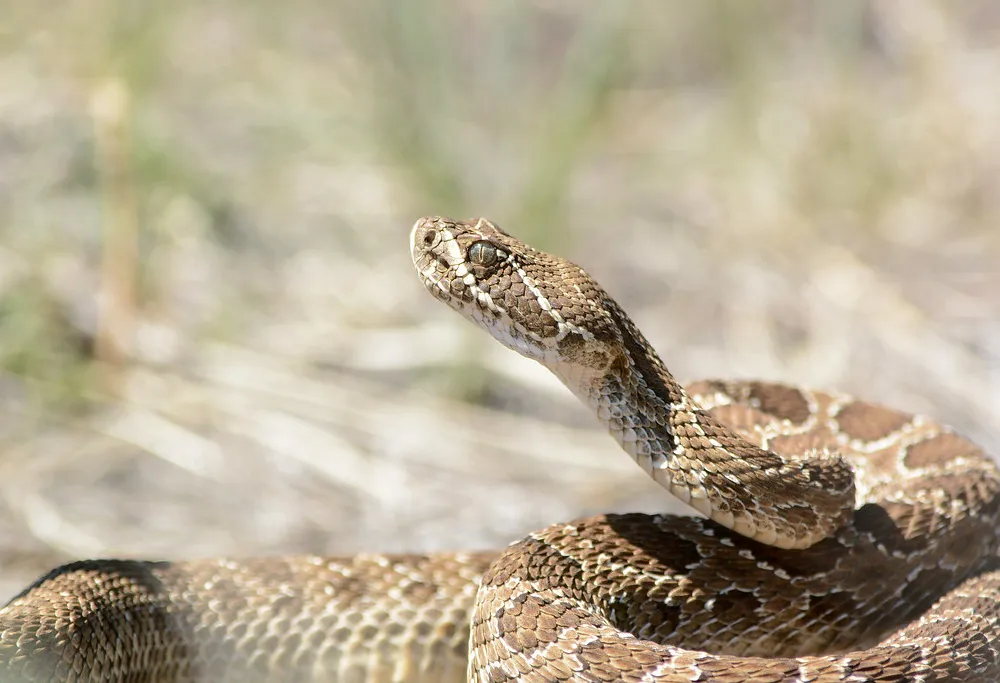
[555, 300, 856, 550]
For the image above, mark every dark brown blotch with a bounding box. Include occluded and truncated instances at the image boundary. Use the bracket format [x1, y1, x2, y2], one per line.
[746, 382, 812, 425]
[836, 401, 912, 442]
[903, 432, 983, 470]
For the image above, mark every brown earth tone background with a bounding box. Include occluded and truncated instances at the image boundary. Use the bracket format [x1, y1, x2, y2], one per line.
[1, 1, 999, 601]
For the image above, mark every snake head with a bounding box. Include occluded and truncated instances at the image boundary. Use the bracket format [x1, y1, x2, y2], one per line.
[409, 216, 623, 378]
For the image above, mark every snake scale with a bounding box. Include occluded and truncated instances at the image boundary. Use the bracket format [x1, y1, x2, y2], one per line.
[1, 217, 998, 682]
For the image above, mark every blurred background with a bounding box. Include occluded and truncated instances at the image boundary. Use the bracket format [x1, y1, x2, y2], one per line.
[1, 1, 999, 599]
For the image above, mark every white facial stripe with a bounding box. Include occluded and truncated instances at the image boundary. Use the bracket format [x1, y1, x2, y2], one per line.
[439, 229, 464, 266]
[514, 264, 595, 344]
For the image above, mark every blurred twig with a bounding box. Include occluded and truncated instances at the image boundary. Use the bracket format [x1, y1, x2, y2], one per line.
[91, 78, 138, 393]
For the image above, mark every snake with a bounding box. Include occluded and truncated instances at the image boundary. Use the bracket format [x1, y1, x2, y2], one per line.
[1, 216, 998, 682]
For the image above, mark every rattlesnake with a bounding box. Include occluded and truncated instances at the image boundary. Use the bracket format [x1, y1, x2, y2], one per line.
[1, 216, 998, 682]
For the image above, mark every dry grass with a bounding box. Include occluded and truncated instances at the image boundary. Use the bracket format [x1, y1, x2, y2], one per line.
[1, 0, 999, 599]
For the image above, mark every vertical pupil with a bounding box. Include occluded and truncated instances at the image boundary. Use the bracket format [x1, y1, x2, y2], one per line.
[471, 241, 495, 265]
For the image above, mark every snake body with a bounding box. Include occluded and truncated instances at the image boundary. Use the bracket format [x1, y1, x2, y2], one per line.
[1, 216, 998, 682]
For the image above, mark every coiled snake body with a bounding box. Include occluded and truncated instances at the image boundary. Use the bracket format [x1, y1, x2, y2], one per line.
[1, 217, 998, 682]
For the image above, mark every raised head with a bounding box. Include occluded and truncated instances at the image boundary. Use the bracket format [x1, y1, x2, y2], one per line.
[410, 216, 632, 383]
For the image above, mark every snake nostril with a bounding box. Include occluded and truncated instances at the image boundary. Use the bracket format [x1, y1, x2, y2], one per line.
[422, 229, 439, 249]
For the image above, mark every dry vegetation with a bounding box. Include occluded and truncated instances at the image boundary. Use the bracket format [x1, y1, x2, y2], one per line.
[0, 1, 998, 599]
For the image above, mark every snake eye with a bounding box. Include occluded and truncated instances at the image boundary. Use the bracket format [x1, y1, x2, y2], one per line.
[468, 240, 500, 267]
